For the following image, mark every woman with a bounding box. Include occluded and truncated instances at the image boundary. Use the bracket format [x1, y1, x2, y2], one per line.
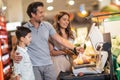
[49, 11, 76, 78]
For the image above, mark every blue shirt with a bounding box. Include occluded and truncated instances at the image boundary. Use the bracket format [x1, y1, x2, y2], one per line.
[14, 46, 35, 80]
[24, 21, 56, 66]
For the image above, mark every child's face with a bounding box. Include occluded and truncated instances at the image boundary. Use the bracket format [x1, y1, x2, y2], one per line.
[24, 33, 32, 46]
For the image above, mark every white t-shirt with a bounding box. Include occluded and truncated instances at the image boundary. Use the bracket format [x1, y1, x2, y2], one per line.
[14, 46, 35, 80]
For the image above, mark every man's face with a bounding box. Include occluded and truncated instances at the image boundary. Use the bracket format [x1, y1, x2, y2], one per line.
[32, 6, 45, 23]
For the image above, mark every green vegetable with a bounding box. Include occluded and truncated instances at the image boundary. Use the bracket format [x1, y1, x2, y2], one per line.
[117, 55, 120, 64]
[112, 48, 120, 57]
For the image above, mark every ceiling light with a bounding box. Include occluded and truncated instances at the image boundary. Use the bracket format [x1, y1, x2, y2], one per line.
[46, 0, 53, 3]
[68, 0, 75, 5]
[77, 4, 88, 18]
[47, 6, 54, 11]
[114, 0, 120, 5]
[81, 10, 87, 15]
[2, 6, 7, 11]
[98, 0, 103, 2]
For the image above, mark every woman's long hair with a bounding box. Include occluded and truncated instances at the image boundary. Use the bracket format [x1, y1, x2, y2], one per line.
[53, 11, 75, 40]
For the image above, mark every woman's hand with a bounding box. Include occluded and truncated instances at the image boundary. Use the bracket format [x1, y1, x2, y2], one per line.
[11, 50, 22, 63]
[50, 50, 66, 56]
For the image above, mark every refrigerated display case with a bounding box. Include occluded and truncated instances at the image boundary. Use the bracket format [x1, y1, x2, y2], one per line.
[103, 16, 120, 80]
[0, 15, 11, 80]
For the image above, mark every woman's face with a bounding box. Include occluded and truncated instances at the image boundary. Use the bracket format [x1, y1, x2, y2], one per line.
[58, 14, 70, 29]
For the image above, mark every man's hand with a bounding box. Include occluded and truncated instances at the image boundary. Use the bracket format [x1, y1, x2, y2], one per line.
[76, 47, 84, 53]
[11, 50, 22, 63]
[71, 47, 84, 55]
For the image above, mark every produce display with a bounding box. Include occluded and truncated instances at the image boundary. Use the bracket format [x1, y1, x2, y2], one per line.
[73, 46, 97, 65]
[111, 35, 120, 64]
[111, 35, 120, 80]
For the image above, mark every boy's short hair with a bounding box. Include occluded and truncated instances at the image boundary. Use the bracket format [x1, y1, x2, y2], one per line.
[16, 26, 31, 40]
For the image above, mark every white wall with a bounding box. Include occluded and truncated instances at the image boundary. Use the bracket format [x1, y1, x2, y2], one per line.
[103, 20, 120, 36]
[99, 0, 111, 9]
[6, 0, 23, 22]
[0, 0, 3, 9]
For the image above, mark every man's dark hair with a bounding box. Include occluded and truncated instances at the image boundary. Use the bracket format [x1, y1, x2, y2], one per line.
[16, 26, 31, 40]
[27, 2, 44, 18]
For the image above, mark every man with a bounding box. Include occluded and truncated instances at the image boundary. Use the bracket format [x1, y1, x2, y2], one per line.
[12, 1, 84, 80]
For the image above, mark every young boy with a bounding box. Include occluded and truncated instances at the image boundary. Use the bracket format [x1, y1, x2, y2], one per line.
[14, 26, 35, 80]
